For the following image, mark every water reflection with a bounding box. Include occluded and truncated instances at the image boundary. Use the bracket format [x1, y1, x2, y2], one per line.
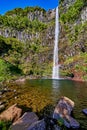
[52, 79, 60, 88]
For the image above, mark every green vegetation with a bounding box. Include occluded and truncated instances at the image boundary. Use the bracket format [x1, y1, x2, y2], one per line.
[1, 2, 86, 81]
[59, 0, 87, 80]
[5, 6, 46, 16]
[0, 36, 24, 63]
[0, 36, 24, 81]
[0, 33, 52, 81]
[66, 21, 87, 45]
[0, 121, 12, 130]
[60, 0, 85, 23]
[0, 6, 54, 82]
[0, 58, 22, 82]
[61, 52, 87, 79]
[0, 36, 12, 55]
[0, 16, 47, 31]
[0, 6, 47, 32]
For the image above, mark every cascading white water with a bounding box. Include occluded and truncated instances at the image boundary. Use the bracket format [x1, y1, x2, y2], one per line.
[52, 6, 59, 79]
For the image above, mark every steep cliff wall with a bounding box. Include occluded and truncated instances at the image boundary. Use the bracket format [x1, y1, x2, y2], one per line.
[59, 0, 87, 80]
[0, 2, 87, 81]
[0, 7, 56, 81]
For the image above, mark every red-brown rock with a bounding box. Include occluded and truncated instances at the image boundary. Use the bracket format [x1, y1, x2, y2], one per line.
[0, 104, 22, 122]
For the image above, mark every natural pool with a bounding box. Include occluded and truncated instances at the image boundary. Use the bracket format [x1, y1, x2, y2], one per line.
[5, 79, 87, 129]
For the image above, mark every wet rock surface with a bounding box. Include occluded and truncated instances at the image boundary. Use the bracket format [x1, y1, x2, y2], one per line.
[0, 97, 79, 130]
[0, 104, 22, 122]
[11, 112, 61, 130]
[27, 119, 46, 130]
[11, 112, 39, 130]
[53, 96, 80, 129]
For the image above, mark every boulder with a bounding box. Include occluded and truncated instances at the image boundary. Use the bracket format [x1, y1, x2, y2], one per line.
[44, 116, 61, 130]
[69, 116, 80, 129]
[53, 96, 80, 129]
[0, 104, 22, 122]
[27, 118, 61, 130]
[27, 119, 46, 130]
[11, 112, 39, 130]
[53, 96, 74, 119]
[63, 116, 80, 129]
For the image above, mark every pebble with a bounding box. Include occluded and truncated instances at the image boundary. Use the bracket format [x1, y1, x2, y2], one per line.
[14, 90, 16, 92]
[0, 101, 3, 105]
[14, 96, 17, 99]
[0, 91, 3, 95]
[0, 104, 5, 111]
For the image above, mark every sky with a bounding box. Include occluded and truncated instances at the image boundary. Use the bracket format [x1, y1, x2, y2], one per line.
[0, 0, 59, 15]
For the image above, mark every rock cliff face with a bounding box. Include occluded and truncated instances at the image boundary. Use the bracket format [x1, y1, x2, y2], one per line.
[0, 8, 55, 43]
[0, 7, 56, 79]
[81, 7, 87, 23]
[59, 0, 87, 80]
[0, 2, 87, 81]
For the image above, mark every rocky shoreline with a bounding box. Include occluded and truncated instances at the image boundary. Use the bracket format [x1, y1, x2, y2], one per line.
[0, 97, 80, 130]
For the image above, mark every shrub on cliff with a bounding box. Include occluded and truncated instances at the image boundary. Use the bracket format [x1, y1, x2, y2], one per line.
[60, 0, 85, 23]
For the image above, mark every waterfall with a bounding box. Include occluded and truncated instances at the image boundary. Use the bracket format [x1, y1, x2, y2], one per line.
[52, 7, 59, 79]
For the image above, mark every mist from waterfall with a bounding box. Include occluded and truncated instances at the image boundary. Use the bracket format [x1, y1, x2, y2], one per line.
[52, 7, 59, 79]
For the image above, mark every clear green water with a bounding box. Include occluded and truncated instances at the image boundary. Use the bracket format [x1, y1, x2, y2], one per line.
[7, 79, 87, 129]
